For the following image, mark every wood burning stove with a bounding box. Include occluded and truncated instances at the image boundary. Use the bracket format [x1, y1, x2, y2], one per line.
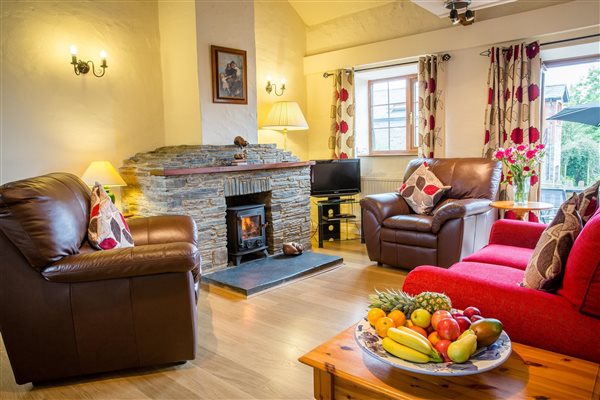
[226, 204, 268, 265]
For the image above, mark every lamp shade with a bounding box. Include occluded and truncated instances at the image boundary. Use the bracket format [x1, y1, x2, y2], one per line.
[262, 101, 309, 131]
[81, 161, 127, 187]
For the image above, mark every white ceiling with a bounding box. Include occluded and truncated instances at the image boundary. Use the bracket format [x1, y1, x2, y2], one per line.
[288, 0, 395, 26]
[410, 0, 517, 17]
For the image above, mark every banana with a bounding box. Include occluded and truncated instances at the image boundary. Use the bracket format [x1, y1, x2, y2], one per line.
[382, 337, 430, 363]
[387, 327, 432, 355]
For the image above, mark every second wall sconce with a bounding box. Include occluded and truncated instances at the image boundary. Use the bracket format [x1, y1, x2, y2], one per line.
[265, 76, 286, 96]
[70, 45, 108, 78]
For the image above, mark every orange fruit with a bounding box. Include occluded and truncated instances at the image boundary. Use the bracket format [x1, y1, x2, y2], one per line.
[409, 325, 428, 338]
[367, 308, 386, 326]
[375, 317, 395, 338]
[387, 310, 407, 327]
[428, 331, 441, 346]
[406, 320, 414, 327]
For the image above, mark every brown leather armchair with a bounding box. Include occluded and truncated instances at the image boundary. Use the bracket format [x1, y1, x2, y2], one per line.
[0, 173, 201, 385]
[360, 158, 502, 270]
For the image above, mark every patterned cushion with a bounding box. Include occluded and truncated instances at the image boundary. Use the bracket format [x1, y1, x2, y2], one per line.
[399, 162, 450, 214]
[522, 194, 582, 291]
[88, 183, 134, 250]
[577, 180, 599, 225]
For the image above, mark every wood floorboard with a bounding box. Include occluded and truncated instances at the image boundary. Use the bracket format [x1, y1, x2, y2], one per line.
[0, 240, 408, 399]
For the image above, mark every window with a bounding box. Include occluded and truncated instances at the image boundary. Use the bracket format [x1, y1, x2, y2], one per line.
[367, 75, 418, 155]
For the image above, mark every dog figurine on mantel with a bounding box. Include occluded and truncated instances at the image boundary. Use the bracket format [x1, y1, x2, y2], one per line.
[283, 242, 304, 256]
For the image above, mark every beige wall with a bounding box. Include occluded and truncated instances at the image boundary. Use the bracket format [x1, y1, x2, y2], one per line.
[255, 1, 308, 160]
[304, 0, 600, 178]
[158, 1, 202, 146]
[194, 1, 258, 145]
[0, 1, 165, 184]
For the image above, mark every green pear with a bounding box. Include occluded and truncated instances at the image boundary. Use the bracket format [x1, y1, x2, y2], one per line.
[447, 334, 478, 363]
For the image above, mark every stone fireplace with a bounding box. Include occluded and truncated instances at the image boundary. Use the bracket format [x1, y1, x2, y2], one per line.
[119, 144, 312, 273]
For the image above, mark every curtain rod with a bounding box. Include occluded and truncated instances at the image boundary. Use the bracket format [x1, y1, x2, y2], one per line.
[322, 54, 451, 77]
[479, 33, 600, 56]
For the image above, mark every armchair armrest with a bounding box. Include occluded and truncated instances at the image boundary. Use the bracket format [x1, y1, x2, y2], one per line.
[489, 219, 546, 249]
[431, 199, 492, 233]
[127, 215, 197, 247]
[42, 242, 200, 283]
[360, 193, 411, 224]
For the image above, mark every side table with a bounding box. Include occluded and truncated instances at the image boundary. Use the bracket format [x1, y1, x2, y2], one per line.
[490, 200, 553, 221]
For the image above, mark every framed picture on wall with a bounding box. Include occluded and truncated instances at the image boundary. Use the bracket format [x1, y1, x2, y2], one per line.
[211, 45, 248, 104]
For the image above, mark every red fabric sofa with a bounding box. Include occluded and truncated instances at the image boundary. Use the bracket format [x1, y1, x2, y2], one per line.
[402, 208, 600, 363]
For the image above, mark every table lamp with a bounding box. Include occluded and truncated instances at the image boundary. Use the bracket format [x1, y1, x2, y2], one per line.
[81, 161, 127, 203]
[262, 101, 309, 150]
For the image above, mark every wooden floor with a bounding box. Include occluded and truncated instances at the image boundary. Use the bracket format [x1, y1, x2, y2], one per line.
[0, 240, 408, 399]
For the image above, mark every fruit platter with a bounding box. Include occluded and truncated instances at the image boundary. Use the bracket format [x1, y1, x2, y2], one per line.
[354, 289, 512, 376]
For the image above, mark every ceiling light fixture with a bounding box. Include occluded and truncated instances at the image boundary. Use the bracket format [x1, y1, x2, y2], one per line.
[445, 0, 475, 26]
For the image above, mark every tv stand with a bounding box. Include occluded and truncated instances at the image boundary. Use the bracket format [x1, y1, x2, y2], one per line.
[315, 196, 360, 248]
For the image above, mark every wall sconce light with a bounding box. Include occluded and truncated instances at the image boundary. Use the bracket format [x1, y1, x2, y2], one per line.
[70, 45, 108, 77]
[265, 76, 286, 96]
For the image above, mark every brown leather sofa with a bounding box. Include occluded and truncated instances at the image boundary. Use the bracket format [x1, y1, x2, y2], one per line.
[0, 173, 201, 385]
[360, 158, 502, 270]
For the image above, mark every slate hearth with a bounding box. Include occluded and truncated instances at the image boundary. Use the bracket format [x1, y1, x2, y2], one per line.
[202, 252, 343, 296]
[119, 144, 312, 273]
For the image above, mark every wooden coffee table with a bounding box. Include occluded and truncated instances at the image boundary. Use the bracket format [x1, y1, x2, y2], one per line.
[299, 324, 600, 400]
[490, 200, 553, 221]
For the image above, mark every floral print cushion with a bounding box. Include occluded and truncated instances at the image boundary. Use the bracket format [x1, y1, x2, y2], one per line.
[88, 183, 134, 250]
[399, 162, 451, 214]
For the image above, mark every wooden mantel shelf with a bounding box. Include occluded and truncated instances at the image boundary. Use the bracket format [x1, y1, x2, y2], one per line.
[150, 161, 315, 176]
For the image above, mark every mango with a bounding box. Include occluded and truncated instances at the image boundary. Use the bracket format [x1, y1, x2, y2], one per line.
[470, 318, 503, 347]
[447, 334, 477, 363]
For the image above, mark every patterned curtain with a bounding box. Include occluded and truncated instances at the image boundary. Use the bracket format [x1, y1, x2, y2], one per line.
[483, 41, 542, 203]
[329, 70, 355, 159]
[418, 55, 447, 158]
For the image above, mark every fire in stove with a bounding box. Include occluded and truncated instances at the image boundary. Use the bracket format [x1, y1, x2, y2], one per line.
[241, 216, 260, 240]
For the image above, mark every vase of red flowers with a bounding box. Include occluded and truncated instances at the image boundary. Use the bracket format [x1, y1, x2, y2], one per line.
[494, 144, 546, 206]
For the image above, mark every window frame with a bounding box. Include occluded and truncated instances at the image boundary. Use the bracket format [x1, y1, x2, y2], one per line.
[366, 74, 419, 156]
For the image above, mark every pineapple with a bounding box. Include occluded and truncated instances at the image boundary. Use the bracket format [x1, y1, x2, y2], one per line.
[368, 289, 452, 315]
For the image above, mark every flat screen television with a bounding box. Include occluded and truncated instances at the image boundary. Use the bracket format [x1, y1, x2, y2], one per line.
[310, 159, 361, 198]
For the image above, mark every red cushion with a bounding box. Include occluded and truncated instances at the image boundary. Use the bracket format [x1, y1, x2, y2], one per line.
[558, 208, 600, 317]
[463, 244, 532, 270]
[402, 262, 600, 362]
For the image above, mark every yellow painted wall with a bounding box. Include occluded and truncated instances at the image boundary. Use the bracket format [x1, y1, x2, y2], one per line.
[255, 1, 308, 161]
[0, 1, 165, 184]
[158, 1, 202, 146]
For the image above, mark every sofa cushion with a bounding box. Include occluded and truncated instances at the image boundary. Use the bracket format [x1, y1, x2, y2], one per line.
[88, 183, 134, 250]
[399, 162, 450, 214]
[522, 194, 582, 291]
[382, 214, 433, 232]
[558, 208, 600, 317]
[577, 180, 599, 225]
[0, 173, 91, 269]
[463, 244, 533, 270]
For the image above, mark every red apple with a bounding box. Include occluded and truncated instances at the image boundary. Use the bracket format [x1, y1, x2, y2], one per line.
[434, 339, 452, 362]
[455, 316, 472, 333]
[437, 318, 461, 341]
[431, 310, 453, 330]
[470, 315, 484, 323]
[451, 312, 464, 320]
[463, 306, 481, 319]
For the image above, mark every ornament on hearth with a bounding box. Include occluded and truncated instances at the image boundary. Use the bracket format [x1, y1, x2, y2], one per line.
[283, 242, 304, 256]
[234, 136, 249, 147]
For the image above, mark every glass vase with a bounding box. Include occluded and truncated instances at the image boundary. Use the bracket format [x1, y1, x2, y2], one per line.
[512, 175, 530, 206]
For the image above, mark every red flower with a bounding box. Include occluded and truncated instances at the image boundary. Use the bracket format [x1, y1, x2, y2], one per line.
[339, 88, 349, 102]
[494, 149, 505, 160]
[528, 84, 539, 101]
[429, 78, 436, 93]
[526, 150, 536, 159]
[526, 42, 540, 59]
[536, 143, 545, 150]
[524, 166, 531, 172]
[339, 152, 348, 159]
[423, 161, 428, 167]
[511, 127, 524, 144]
[528, 127, 540, 143]
[517, 145, 526, 151]
[515, 86, 523, 102]
[340, 120, 348, 133]
[530, 175, 539, 186]
[507, 156, 516, 164]
[485, 130, 490, 144]
[423, 185, 440, 195]
[429, 115, 435, 130]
